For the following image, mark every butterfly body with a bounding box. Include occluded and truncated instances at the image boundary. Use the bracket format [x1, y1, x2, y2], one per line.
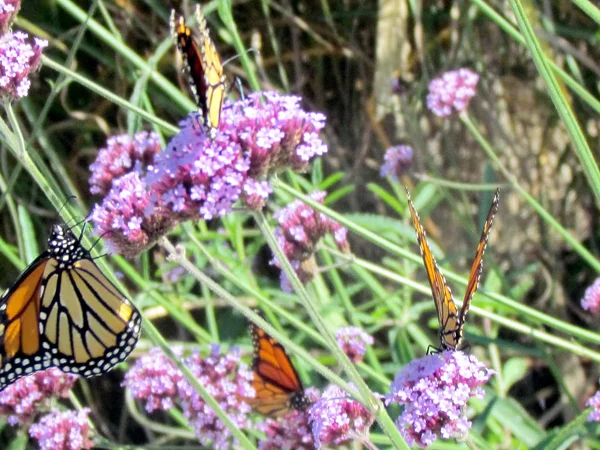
[170, 5, 226, 138]
[247, 322, 311, 417]
[406, 188, 499, 352]
[0, 225, 141, 391]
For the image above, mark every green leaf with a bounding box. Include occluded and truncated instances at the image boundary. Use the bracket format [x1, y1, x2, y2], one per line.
[18, 205, 38, 262]
[325, 185, 355, 204]
[536, 407, 592, 450]
[367, 182, 403, 215]
[490, 395, 546, 446]
[319, 171, 345, 190]
[502, 357, 529, 392]
[6, 433, 28, 450]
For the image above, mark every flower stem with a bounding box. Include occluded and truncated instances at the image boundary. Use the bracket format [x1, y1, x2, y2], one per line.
[135, 277, 257, 450]
[159, 236, 355, 393]
[253, 210, 409, 449]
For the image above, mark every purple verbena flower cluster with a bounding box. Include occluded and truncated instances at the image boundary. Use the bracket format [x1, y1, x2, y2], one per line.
[335, 326, 374, 363]
[257, 387, 320, 450]
[90, 91, 328, 257]
[380, 145, 414, 180]
[0, 0, 20, 34]
[258, 410, 314, 450]
[222, 91, 327, 179]
[122, 347, 183, 413]
[309, 384, 374, 449]
[29, 408, 93, 450]
[0, 368, 78, 425]
[386, 351, 493, 447]
[0, 30, 47, 99]
[123, 345, 255, 449]
[89, 131, 161, 196]
[271, 191, 350, 292]
[581, 278, 600, 316]
[90, 172, 174, 256]
[179, 345, 255, 449]
[587, 390, 600, 422]
[144, 114, 250, 221]
[426, 68, 479, 117]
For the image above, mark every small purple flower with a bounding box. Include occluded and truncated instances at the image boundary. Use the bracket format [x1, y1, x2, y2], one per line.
[581, 278, 600, 316]
[177, 345, 255, 449]
[587, 390, 600, 422]
[242, 178, 273, 211]
[90, 172, 174, 257]
[29, 408, 93, 450]
[89, 131, 161, 196]
[386, 351, 493, 447]
[380, 145, 414, 180]
[0, 368, 78, 426]
[257, 387, 320, 450]
[271, 191, 350, 291]
[144, 113, 250, 222]
[309, 384, 374, 449]
[221, 91, 327, 179]
[426, 68, 479, 117]
[0, 0, 20, 34]
[335, 326, 374, 363]
[0, 31, 47, 99]
[122, 347, 184, 413]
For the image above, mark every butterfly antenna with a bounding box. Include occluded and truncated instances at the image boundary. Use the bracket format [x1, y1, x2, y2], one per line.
[57, 195, 77, 215]
[221, 47, 259, 68]
[64, 217, 86, 236]
[78, 221, 89, 242]
[88, 230, 112, 256]
[57, 195, 78, 226]
[91, 251, 108, 261]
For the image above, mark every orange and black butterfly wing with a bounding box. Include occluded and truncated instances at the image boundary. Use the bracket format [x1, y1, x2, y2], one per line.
[0, 253, 50, 390]
[170, 7, 226, 137]
[0, 225, 141, 392]
[247, 322, 310, 417]
[39, 250, 141, 378]
[459, 189, 499, 325]
[406, 187, 461, 351]
[195, 4, 226, 134]
[170, 11, 208, 113]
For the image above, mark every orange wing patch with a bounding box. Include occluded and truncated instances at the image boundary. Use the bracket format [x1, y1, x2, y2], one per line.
[406, 187, 499, 351]
[246, 322, 311, 417]
[459, 189, 500, 324]
[0, 258, 46, 361]
[170, 5, 227, 138]
[0, 224, 141, 392]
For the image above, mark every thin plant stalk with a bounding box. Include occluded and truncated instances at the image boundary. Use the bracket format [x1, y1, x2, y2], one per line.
[252, 211, 409, 449]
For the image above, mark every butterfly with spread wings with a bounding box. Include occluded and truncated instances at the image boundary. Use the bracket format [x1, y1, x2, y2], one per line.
[246, 321, 312, 417]
[170, 5, 227, 138]
[406, 187, 499, 352]
[0, 224, 141, 391]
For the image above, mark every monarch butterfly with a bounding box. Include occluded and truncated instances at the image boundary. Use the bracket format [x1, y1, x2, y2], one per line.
[0, 224, 141, 391]
[406, 187, 499, 352]
[170, 5, 227, 138]
[246, 321, 312, 417]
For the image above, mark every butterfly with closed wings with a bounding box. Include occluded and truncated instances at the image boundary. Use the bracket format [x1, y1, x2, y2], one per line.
[0, 224, 141, 391]
[406, 187, 499, 352]
[170, 5, 227, 138]
[246, 321, 312, 417]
